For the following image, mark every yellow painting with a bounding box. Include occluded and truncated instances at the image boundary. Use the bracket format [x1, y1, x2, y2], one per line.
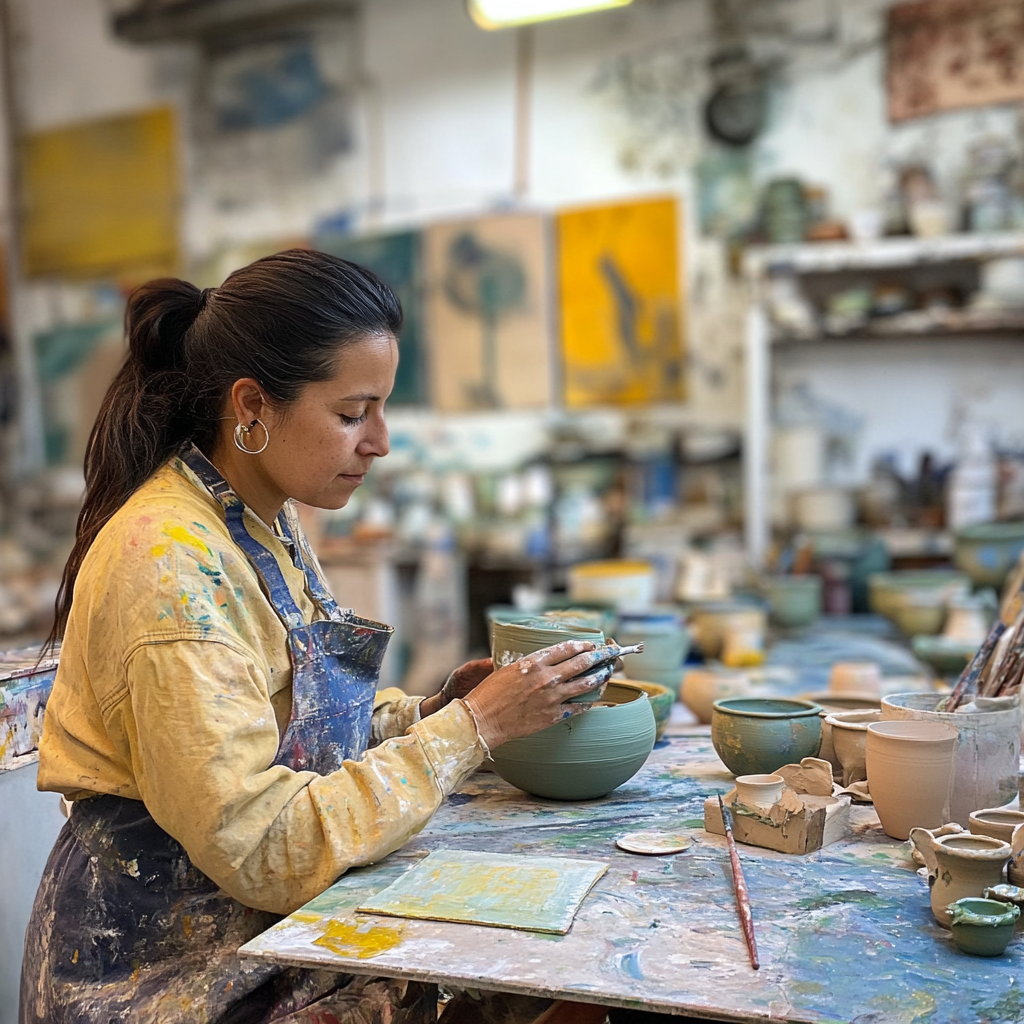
[22, 106, 179, 279]
[557, 196, 684, 408]
[424, 213, 554, 412]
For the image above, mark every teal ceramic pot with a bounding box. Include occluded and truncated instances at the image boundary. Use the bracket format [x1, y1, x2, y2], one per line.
[947, 898, 1020, 957]
[954, 522, 1024, 588]
[627, 680, 674, 740]
[490, 682, 657, 800]
[711, 698, 823, 777]
[491, 619, 606, 704]
[764, 575, 822, 629]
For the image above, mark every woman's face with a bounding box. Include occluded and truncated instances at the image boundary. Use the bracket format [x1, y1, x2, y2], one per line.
[249, 332, 397, 511]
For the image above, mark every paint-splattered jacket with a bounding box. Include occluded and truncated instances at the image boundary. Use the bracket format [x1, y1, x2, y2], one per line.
[36, 456, 486, 915]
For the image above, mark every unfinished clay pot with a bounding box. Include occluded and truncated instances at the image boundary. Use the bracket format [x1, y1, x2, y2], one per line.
[911, 828, 1011, 928]
[969, 808, 1024, 845]
[734, 773, 785, 811]
[1008, 823, 1024, 887]
[866, 720, 958, 840]
[824, 709, 881, 786]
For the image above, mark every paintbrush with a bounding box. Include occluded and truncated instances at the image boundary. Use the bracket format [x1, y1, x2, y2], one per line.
[717, 795, 760, 970]
[603, 642, 644, 658]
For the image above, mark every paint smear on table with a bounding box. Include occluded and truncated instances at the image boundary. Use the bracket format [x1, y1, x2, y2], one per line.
[312, 918, 405, 959]
[357, 849, 607, 934]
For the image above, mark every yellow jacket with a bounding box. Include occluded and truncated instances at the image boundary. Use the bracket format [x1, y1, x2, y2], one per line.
[37, 456, 486, 915]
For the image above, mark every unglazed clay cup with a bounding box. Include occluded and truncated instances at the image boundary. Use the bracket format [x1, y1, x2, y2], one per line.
[489, 682, 656, 801]
[866, 721, 958, 840]
[969, 808, 1024, 844]
[734, 773, 785, 811]
[711, 698, 823, 777]
[948, 898, 1019, 957]
[680, 668, 751, 724]
[824, 709, 881, 786]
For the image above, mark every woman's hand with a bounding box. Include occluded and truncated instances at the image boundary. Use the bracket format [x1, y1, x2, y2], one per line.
[461, 641, 614, 750]
[419, 658, 493, 719]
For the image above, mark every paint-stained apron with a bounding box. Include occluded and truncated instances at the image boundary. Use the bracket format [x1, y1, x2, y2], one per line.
[19, 447, 435, 1024]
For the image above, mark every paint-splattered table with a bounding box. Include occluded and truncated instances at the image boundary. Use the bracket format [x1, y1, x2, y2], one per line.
[240, 722, 1024, 1022]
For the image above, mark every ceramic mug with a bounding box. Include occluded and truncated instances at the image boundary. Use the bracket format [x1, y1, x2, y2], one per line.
[734, 774, 785, 811]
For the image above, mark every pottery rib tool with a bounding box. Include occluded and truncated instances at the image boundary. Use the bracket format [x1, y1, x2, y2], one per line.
[717, 795, 760, 970]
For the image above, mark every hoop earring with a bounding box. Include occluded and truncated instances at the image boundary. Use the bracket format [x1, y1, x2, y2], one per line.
[233, 419, 270, 455]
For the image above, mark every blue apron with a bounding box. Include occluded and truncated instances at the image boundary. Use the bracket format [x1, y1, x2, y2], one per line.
[19, 450, 427, 1024]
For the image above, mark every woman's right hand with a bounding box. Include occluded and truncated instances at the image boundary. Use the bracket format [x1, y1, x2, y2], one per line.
[462, 641, 612, 750]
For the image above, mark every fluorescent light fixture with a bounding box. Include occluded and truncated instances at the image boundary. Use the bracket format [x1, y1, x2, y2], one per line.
[467, 0, 633, 30]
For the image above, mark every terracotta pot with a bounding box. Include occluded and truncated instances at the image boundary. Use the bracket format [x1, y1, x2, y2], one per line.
[680, 668, 751, 724]
[969, 808, 1024, 844]
[866, 721, 958, 840]
[948, 898, 1019, 956]
[489, 682, 656, 801]
[910, 827, 1011, 928]
[711, 698, 823, 777]
[734, 773, 784, 811]
[824, 709, 880, 786]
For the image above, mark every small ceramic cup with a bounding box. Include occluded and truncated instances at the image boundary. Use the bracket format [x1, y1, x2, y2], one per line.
[734, 774, 785, 811]
[824, 709, 881, 786]
[969, 808, 1024, 845]
[947, 898, 1019, 957]
[829, 661, 883, 698]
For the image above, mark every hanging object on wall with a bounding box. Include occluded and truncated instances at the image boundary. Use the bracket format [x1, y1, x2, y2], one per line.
[21, 106, 179, 279]
[888, 0, 1024, 122]
[424, 213, 554, 412]
[704, 48, 767, 147]
[316, 230, 426, 406]
[557, 197, 684, 409]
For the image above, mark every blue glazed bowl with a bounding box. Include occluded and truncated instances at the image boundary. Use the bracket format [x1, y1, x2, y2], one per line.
[711, 698, 823, 777]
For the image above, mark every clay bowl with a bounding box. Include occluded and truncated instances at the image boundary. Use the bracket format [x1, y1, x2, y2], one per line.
[626, 680, 674, 741]
[711, 698, 823, 778]
[948, 898, 1019, 957]
[491, 619, 606, 704]
[801, 693, 882, 713]
[763, 574, 822, 629]
[681, 668, 752, 724]
[824, 709, 881, 786]
[489, 682, 657, 801]
[969, 808, 1024, 844]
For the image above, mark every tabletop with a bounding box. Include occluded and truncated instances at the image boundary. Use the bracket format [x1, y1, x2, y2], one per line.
[239, 719, 1024, 1023]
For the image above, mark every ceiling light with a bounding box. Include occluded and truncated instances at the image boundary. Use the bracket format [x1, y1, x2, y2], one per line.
[467, 0, 633, 30]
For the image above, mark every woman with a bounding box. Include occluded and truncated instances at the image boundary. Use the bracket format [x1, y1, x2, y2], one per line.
[20, 250, 613, 1024]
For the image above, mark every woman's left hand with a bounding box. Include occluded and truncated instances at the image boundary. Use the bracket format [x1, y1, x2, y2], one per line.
[419, 658, 493, 718]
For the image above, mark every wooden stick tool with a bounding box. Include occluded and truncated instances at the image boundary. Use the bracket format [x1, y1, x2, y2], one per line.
[717, 795, 760, 970]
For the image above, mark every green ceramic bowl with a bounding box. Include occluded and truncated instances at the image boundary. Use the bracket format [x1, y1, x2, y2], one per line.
[948, 898, 1019, 957]
[911, 635, 977, 676]
[490, 682, 657, 800]
[491, 619, 606, 704]
[954, 522, 1024, 588]
[763, 575, 822, 629]
[711, 698, 823, 777]
[626, 680, 674, 740]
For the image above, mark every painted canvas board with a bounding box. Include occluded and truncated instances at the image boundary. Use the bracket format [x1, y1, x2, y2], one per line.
[357, 849, 607, 934]
[316, 231, 425, 405]
[22, 106, 179, 279]
[424, 214, 554, 412]
[888, 0, 1024, 122]
[557, 197, 684, 408]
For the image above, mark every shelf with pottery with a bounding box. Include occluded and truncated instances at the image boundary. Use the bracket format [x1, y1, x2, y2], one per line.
[741, 231, 1024, 568]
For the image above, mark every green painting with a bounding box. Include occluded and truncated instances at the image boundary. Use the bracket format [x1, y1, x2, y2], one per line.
[315, 230, 425, 405]
[357, 849, 607, 934]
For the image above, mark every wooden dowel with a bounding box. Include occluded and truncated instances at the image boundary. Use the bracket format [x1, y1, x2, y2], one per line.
[718, 795, 760, 970]
[946, 620, 1006, 711]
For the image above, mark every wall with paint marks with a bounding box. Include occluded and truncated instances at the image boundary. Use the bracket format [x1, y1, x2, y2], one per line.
[8, 0, 1024, 462]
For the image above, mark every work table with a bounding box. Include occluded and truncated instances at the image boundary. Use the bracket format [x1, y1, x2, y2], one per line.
[241, 721, 1021, 1022]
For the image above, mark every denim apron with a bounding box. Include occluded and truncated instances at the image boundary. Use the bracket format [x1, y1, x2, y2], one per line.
[18, 449, 435, 1024]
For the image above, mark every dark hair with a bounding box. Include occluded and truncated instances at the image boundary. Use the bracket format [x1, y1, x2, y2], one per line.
[48, 247, 402, 644]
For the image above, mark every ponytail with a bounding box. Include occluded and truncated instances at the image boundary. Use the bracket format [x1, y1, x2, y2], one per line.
[46, 248, 402, 649]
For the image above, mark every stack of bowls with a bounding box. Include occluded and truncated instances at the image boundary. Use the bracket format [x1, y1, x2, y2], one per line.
[617, 607, 690, 697]
[489, 681, 657, 800]
[491, 619, 606, 704]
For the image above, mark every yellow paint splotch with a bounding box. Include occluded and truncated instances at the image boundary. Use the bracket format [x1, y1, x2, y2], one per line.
[152, 524, 214, 559]
[312, 918, 404, 960]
